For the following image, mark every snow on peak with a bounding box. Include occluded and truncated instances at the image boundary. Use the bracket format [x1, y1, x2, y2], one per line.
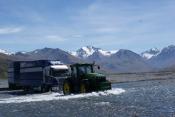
[0, 49, 13, 55]
[71, 46, 119, 58]
[81, 46, 96, 56]
[98, 50, 111, 56]
[141, 48, 160, 59]
[70, 51, 77, 56]
[148, 48, 159, 52]
[20, 51, 27, 54]
[110, 50, 119, 54]
[74, 46, 99, 58]
[98, 49, 119, 56]
[33, 50, 39, 54]
[141, 53, 155, 59]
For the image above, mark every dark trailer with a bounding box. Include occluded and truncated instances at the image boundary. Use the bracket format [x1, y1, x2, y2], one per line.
[8, 60, 69, 92]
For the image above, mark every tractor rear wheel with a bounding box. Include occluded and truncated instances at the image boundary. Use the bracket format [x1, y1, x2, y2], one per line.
[63, 80, 72, 95]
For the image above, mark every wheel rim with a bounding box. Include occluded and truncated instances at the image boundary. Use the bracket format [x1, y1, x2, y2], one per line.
[64, 83, 70, 94]
[80, 84, 86, 93]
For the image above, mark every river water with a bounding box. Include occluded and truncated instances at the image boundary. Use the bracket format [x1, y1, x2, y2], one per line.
[1, 79, 175, 117]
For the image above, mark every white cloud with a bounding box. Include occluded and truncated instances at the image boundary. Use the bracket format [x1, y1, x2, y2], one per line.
[0, 27, 23, 34]
[71, 1, 137, 35]
[71, 34, 83, 38]
[45, 35, 66, 42]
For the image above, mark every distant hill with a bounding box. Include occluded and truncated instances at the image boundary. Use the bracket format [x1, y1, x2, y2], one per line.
[100, 49, 152, 73]
[13, 47, 83, 64]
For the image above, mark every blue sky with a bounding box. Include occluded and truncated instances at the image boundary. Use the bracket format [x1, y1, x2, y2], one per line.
[0, 0, 175, 53]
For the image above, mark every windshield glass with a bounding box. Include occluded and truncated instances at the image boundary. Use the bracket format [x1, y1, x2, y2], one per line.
[52, 69, 69, 77]
[78, 66, 93, 76]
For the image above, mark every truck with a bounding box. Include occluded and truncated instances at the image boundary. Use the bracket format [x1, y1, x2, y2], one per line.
[62, 63, 111, 95]
[8, 60, 69, 92]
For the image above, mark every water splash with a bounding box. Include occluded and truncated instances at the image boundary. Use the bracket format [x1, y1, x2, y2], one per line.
[0, 88, 125, 104]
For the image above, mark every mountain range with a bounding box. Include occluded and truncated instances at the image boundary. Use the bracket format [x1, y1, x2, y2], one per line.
[0, 45, 175, 78]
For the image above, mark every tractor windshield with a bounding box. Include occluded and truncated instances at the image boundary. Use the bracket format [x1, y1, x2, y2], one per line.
[78, 65, 93, 76]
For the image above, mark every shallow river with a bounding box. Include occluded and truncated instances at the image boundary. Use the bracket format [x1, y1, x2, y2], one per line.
[1, 79, 175, 117]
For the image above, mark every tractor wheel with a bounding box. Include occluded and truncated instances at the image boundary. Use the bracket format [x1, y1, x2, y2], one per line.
[63, 81, 72, 95]
[80, 82, 88, 93]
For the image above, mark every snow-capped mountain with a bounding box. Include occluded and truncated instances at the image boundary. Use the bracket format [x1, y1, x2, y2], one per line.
[1, 45, 175, 77]
[71, 46, 118, 59]
[0, 49, 13, 55]
[71, 46, 152, 73]
[141, 48, 160, 59]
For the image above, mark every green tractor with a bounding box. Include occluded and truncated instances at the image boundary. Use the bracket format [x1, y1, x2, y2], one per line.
[63, 63, 111, 95]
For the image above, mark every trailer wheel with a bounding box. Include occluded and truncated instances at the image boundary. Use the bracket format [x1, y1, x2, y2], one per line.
[41, 85, 50, 93]
[23, 86, 31, 92]
[63, 81, 72, 95]
[8, 83, 14, 89]
[9, 83, 18, 90]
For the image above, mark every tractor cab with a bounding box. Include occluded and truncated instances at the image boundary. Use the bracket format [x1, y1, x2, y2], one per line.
[63, 63, 111, 95]
[70, 64, 94, 78]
